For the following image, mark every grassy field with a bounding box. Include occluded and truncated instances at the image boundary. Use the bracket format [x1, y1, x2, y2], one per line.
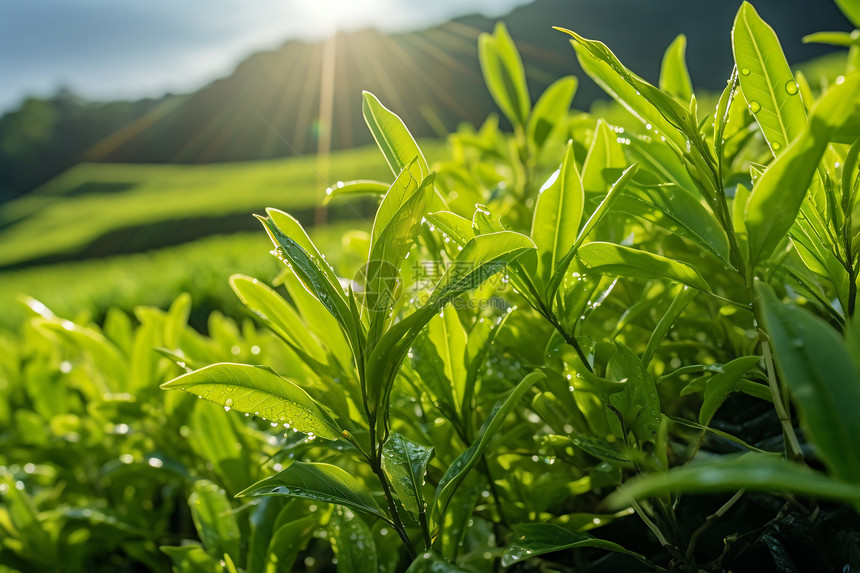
[0, 141, 442, 268]
[0, 221, 367, 330]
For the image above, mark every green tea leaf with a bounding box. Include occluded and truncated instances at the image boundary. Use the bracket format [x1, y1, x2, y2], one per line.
[532, 142, 584, 282]
[188, 480, 241, 560]
[742, 74, 860, 268]
[329, 506, 377, 573]
[834, 0, 860, 29]
[432, 370, 545, 526]
[608, 455, 860, 508]
[759, 285, 860, 482]
[362, 91, 428, 178]
[479, 22, 531, 127]
[381, 433, 434, 516]
[697, 355, 763, 424]
[527, 76, 577, 152]
[230, 274, 326, 362]
[582, 119, 626, 195]
[732, 2, 807, 155]
[161, 363, 343, 440]
[501, 523, 649, 568]
[659, 34, 693, 102]
[237, 461, 388, 521]
[577, 242, 710, 291]
[365, 231, 535, 415]
[613, 184, 730, 264]
[558, 27, 694, 152]
[259, 212, 357, 347]
[323, 180, 389, 204]
[425, 211, 476, 246]
[547, 163, 640, 300]
[404, 551, 469, 572]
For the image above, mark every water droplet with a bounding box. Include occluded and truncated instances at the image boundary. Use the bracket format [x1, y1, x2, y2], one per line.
[772, 141, 781, 151]
[224, 398, 234, 408]
[741, 68, 750, 76]
[749, 101, 761, 113]
[785, 80, 798, 95]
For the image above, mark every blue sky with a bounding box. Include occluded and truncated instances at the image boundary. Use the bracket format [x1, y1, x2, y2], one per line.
[0, 0, 530, 112]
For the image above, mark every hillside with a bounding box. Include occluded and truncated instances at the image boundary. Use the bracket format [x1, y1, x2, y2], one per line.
[0, 0, 850, 202]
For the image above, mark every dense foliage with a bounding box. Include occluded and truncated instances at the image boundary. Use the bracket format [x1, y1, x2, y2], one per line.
[3, 2, 860, 571]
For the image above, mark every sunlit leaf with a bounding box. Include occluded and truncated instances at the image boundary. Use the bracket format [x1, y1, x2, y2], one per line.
[577, 242, 710, 291]
[237, 461, 388, 521]
[161, 363, 343, 440]
[363, 91, 429, 178]
[732, 2, 807, 155]
[659, 34, 693, 102]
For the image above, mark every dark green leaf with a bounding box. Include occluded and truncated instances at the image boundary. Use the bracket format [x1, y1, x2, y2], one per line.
[382, 433, 434, 517]
[608, 455, 860, 508]
[237, 461, 388, 521]
[759, 285, 860, 482]
[501, 523, 649, 568]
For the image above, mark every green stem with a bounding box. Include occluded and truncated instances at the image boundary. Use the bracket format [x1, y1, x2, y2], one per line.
[685, 489, 744, 566]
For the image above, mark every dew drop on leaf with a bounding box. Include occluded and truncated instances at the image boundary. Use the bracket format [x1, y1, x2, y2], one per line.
[785, 80, 798, 95]
[749, 101, 761, 114]
[772, 142, 781, 151]
[741, 68, 750, 76]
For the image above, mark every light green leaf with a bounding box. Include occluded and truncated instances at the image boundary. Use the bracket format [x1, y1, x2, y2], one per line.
[577, 242, 710, 291]
[365, 163, 431, 318]
[188, 480, 241, 560]
[744, 73, 860, 267]
[501, 523, 649, 568]
[230, 274, 325, 362]
[365, 231, 535, 416]
[732, 2, 807, 155]
[697, 355, 763, 424]
[160, 544, 221, 573]
[161, 363, 343, 441]
[404, 551, 469, 573]
[329, 506, 377, 573]
[608, 455, 860, 509]
[381, 433, 434, 516]
[527, 76, 578, 152]
[582, 119, 626, 195]
[547, 163, 640, 300]
[479, 22, 531, 127]
[237, 461, 388, 521]
[425, 211, 476, 246]
[532, 142, 584, 283]
[557, 27, 694, 152]
[432, 371, 545, 526]
[613, 185, 731, 264]
[362, 91, 428, 178]
[323, 180, 389, 204]
[759, 285, 860, 482]
[659, 34, 693, 102]
[834, 0, 860, 29]
[259, 213, 357, 348]
[263, 513, 320, 573]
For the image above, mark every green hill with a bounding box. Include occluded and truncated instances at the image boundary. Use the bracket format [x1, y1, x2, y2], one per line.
[0, 0, 850, 202]
[0, 142, 445, 269]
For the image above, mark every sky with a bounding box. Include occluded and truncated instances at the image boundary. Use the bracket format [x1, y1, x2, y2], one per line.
[0, 0, 531, 113]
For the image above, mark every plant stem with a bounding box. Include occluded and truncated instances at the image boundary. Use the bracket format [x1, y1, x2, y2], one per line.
[761, 338, 804, 461]
[684, 489, 745, 565]
[371, 460, 416, 559]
